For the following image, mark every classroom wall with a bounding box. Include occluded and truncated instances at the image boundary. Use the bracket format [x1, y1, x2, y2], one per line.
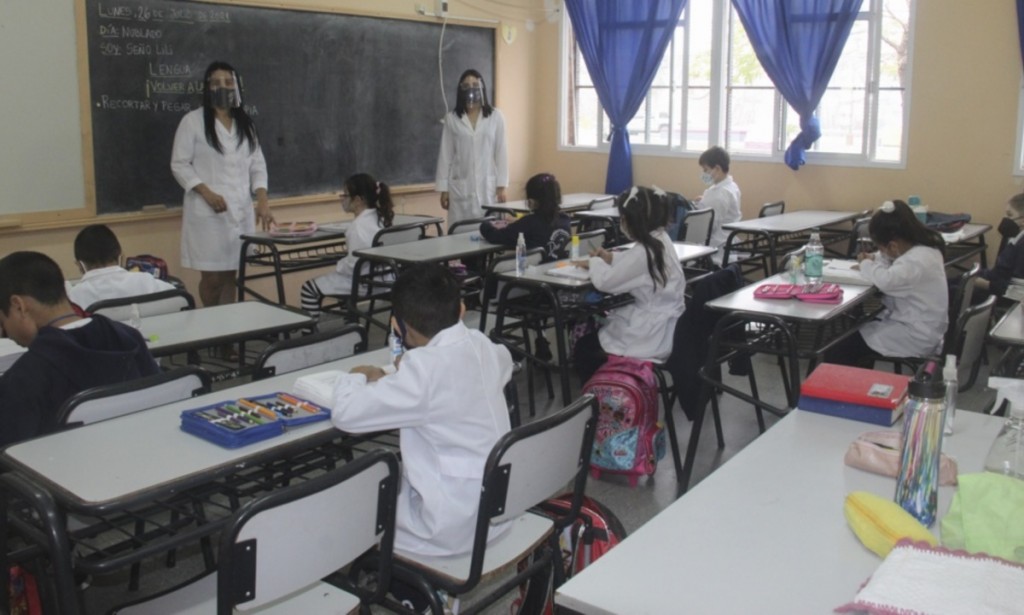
[530, 0, 1023, 256]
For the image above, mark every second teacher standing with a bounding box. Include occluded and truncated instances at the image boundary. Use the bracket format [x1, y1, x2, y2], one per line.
[435, 69, 508, 226]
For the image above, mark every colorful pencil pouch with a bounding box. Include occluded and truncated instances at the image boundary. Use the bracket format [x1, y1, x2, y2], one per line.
[753, 283, 800, 299]
[795, 283, 843, 304]
[844, 430, 958, 486]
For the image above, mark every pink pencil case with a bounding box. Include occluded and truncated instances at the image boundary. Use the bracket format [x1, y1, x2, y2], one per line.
[753, 283, 844, 304]
[845, 430, 958, 485]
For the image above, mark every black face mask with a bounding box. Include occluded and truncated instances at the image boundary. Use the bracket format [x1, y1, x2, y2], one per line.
[210, 88, 237, 109]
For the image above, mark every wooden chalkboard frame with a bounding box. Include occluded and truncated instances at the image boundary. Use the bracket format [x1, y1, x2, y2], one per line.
[0, 0, 495, 229]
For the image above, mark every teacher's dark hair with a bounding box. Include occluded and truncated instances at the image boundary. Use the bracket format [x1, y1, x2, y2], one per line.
[202, 61, 259, 155]
[453, 69, 493, 118]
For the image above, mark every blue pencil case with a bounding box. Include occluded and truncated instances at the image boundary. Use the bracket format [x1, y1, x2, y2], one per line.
[179, 393, 329, 448]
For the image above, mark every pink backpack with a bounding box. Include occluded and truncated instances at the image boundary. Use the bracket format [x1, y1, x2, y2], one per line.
[582, 355, 666, 486]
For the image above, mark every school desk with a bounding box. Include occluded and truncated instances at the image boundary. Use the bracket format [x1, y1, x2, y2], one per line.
[0, 347, 392, 615]
[237, 214, 444, 305]
[988, 299, 1024, 378]
[943, 222, 992, 270]
[483, 192, 614, 216]
[0, 338, 23, 376]
[352, 232, 506, 268]
[490, 243, 718, 405]
[554, 409, 1004, 615]
[722, 210, 861, 275]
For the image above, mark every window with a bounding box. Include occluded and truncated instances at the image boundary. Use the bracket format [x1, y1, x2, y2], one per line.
[562, 0, 914, 167]
[1016, 77, 1024, 175]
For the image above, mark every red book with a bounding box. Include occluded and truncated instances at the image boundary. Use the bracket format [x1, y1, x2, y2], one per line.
[800, 363, 910, 409]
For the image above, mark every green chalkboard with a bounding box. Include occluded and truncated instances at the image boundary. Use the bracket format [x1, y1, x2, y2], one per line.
[84, 0, 495, 213]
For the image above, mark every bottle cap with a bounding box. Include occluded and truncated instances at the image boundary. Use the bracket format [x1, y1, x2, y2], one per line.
[908, 378, 946, 400]
[943, 354, 957, 380]
[908, 195, 921, 206]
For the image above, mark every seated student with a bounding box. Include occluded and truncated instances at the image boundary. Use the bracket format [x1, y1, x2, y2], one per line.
[479, 172, 572, 262]
[300, 173, 395, 320]
[572, 186, 687, 384]
[693, 145, 742, 258]
[824, 200, 948, 368]
[294, 263, 513, 557]
[67, 224, 176, 311]
[976, 192, 1024, 298]
[0, 251, 160, 447]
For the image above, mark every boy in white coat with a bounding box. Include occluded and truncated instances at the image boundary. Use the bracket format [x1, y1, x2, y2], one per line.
[294, 263, 513, 557]
[68, 224, 175, 311]
[694, 146, 742, 259]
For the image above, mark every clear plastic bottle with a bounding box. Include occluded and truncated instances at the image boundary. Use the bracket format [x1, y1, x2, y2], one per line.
[128, 303, 142, 329]
[570, 234, 580, 261]
[389, 330, 404, 364]
[803, 230, 824, 287]
[983, 402, 1024, 479]
[943, 354, 957, 436]
[515, 232, 527, 277]
[894, 366, 947, 526]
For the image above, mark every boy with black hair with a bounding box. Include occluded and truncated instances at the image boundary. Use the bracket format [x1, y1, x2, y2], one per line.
[695, 145, 742, 257]
[68, 224, 175, 310]
[0, 251, 159, 447]
[295, 263, 513, 557]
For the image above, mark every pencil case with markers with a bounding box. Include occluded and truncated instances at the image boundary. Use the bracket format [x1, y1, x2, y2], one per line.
[179, 393, 329, 448]
[753, 282, 843, 304]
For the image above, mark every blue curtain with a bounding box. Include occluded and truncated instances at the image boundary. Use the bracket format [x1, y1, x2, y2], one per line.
[732, 0, 863, 170]
[565, 0, 687, 193]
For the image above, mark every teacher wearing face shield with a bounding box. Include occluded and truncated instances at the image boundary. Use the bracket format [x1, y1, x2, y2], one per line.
[435, 69, 509, 227]
[171, 60, 273, 310]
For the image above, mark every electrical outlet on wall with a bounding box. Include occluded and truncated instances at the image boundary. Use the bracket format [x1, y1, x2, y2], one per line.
[435, 0, 448, 17]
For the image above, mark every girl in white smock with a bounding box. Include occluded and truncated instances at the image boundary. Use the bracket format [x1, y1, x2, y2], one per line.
[435, 69, 508, 227]
[573, 186, 687, 383]
[300, 173, 395, 319]
[171, 61, 273, 309]
[825, 200, 948, 368]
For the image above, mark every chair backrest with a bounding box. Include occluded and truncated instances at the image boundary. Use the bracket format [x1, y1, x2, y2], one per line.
[372, 220, 434, 247]
[487, 247, 544, 276]
[847, 216, 873, 257]
[950, 295, 995, 391]
[87, 288, 195, 321]
[758, 201, 785, 218]
[588, 195, 616, 210]
[682, 207, 715, 246]
[458, 395, 598, 591]
[664, 192, 695, 241]
[57, 366, 210, 426]
[217, 449, 400, 613]
[576, 228, 606, 255]
[449, 217, 495, 235]
[945, 263, 981, 353]
[253, 325, 366, 380]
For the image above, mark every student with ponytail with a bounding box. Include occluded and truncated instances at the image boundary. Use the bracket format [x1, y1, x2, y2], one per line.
[572, 186, 687, 383]
[300, 173, 395, 319]
[825, 199, 948, 367]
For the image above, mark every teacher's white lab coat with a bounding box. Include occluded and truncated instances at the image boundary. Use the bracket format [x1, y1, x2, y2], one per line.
[435, 108, 509, 225]
[295, 321, 513, 557]
[589, 230, 687, 362]
[171, 108, 268, 271]
[858, 245, 948, 358]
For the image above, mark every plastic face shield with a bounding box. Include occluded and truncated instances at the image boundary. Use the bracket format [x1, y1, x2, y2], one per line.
[208, 71, 242, 109]
[460, 80, 483, 106]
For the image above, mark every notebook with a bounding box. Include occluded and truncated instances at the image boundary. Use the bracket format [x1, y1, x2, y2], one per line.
[546, 265, 591, 280]
[822, 259, 868, 285]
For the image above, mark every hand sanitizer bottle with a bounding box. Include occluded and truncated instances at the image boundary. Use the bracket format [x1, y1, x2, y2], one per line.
[570, 234, 580, 261]
[515, 232, 527, 277]
[943, 354, 957, 436]
[804, 230, 824, 288]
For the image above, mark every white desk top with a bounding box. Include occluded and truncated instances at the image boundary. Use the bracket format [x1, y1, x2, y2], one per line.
[0, 337, 24, 375]
[573, 209, 620, 220]
[486, 193, 615, 214]
[353, 233, 506, 265]
[989, 301, 1024, 346]
[242, 214, 441, 244]
[140, 301, 312, 356]
[1, 348, 390, 509]
[944, 222, 991, 244]
[556, 410, 1004, 615]
[723, 210, 860, 234]
[706, 272, 874, 322]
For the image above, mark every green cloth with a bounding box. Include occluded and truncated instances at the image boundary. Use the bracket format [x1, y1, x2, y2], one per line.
[941, 473, 1024, 563]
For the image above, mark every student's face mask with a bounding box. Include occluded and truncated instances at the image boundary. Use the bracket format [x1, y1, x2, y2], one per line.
[210, 88, 237, 110]
[700, 171, 714, 187]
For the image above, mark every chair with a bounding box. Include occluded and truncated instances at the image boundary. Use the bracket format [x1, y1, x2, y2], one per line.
[449, 216, 495, 235]
[56, 366, 210, 427]
[946, 263, 980, 353]
[758, 201, 785, 218]
[949, 295, 996, 391]
[111, 449, 400, 615]
[252, 325, 366, 380]
[576, 228, 607, 254]
[846, 216, 873, 258]
[681, 207, 715, 246]
[369, 395, 598, 615]
[87, 288, 195, 321]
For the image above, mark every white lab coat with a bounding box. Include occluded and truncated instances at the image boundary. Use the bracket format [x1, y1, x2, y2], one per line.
[589, 230, 687, 362]
[171, 108, 268, 271]
[697, 175, 742, 252]
[435, 108, 509, 225]
[67, 266, 175, 311]
[308, 208, 384, 296]
[294, 321, 513, 557]
[858, 245, 948, 358]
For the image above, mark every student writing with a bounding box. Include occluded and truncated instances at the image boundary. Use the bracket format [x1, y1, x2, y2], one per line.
[300, 173, 395, 320]
[572, 186, 687, 383]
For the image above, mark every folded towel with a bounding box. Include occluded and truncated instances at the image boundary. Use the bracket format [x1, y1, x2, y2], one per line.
[835, 539, 1024, 614]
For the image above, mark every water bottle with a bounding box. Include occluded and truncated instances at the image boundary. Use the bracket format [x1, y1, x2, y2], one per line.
[983, 400, 1024, 480]
[908, 195, 928, 223]
[803, 230, 824, 287]
[515, 232, 527, 277]
[570, 234, 580, 261]
[894, 362, 947, 526]
[389, 330, 403, 364]
[942, 354, 957, 436]
[128, 303, 142, 329]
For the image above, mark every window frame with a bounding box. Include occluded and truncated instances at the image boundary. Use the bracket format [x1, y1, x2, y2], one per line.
[558, 0, 915, 170]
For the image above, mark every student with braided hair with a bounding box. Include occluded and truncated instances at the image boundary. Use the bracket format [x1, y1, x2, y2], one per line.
[572, 186, 687, 383]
